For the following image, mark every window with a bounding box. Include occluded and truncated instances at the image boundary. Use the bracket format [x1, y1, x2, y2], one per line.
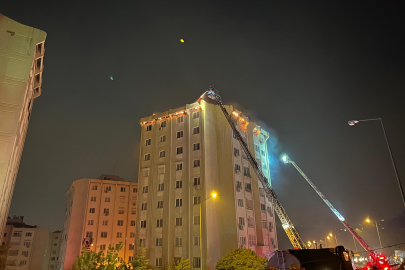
[52, 250, 56, 254]
[176, 147, 183, 154]
[144, 154, 150, 161]
[20, 260, 27, 266]
[132, 209, 136, 214]
[193, 177, 200, 186]
[193, 196, 200, 205]
[193, 160, 200, 167]
[133, 187, 137, 192]
[129, 243, 135, 250]
[158, 166, 165, 174]
[261, 150, 265, 156]
[25, 232, 32, 237]
[143, 186, 149, 193]
[156, 219, 163, 228]
[245, 183, 252, 192]
[139, 239, 146, 247]
[160, 135, 166, 142]
[105, 197, 110, 202]
[243, 166, 250, 176]
[131, 220, 136, 226]
[117, 232, 122, 238]
[262, 163, 267, 169]
[118, 209, 124, 214]
[193, 127, 200, 134]
[121, 187, 126, 192]
[175, 217, 182, 226]
[235, 164, 241, 172]
[160, 121, 167, 128]
[156, 258, 163, 267]
[175, 237, 182, 246]
[102, 220, 108, 226]
[9, 249, 18, 256]
[193, 257, 201, 268]
[176, 198, 183, 207]
[254, 144, 259, 152]
[193, 216, 200, 225]
[145, 139, 151, 146]
[176, 163, 183, 171]
[240, 236, 246, 247]
[129, 256, 134, 261]
[157, 201, 163, 208]
[130, 232, 135, 238]
[89, 208, 95, 213]
[140, 220, 147, 228]
[260, 189, 265, 197]
[88, 220, 94, 225]
[234, 148, 240, 156]
[249, 235, 257, 246]
[248, 217, 255, 228]
[194, 236, 200, 246]
[246, 199, 253, 210]
[193, 143, 200, 151]
[262, 221, 268, 229]
[159, 151, 165, 158]
[158, 183, 164, 191]
[101, 232, 107, 238]
[117, 220, 124, 226]
[261, 204, 266, 212]
[116, 244, 120, 249]
[22, 251, 29, 257]
[176, 180, 182, 188]
[23, 241, 30, 248]
[193, 111, 200, 119]
[238, 217, 245, 226]
[146, 125, 152, 131]
[142, 203, 147, 210]
[177, 116, 184, 123]
[104, 208, 109, 215]
[100, 244, 106, 250]
[92, 185, 98, 190]
[177, 131, 183, 138]
[242, 151, 248, 160]
[233, 132, 237, 139]
[237, 199, 244, 207]
[105, 186, 112, 191]
[156, 238, 163, 246]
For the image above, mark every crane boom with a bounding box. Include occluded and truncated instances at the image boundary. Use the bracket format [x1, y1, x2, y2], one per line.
[205, 87, 307, 249]
[282, 155, 374, 256]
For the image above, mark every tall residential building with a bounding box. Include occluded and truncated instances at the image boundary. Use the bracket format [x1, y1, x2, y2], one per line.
[136, 93, 278, 270]
[59, 175, 138, 270]
[0, 14, 47, 242]
[43, 231, 62, 270]
[2, 216, 50, 269]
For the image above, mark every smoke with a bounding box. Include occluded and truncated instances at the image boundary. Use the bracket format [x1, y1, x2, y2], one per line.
[228, 100, 282, 182]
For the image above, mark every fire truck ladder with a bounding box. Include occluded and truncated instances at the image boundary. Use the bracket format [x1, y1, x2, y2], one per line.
[282, 155, 375, 256]
[206, 87, 307, 250]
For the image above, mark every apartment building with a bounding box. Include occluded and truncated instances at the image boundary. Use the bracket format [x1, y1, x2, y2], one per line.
[43, 231, 62, 270]
[59, 175, 138, 270]
[2, 216, 50, 270]
[0, 14, 46, 242]
[136, 92, 277, 269]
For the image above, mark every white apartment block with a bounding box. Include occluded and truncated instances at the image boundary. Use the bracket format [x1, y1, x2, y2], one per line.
[59, 175, 138, 270]
[43, 231, 62, 270]
[0, 14, 46, 242]
[136, 93, 277, 270]
[2, 216, 50, 270]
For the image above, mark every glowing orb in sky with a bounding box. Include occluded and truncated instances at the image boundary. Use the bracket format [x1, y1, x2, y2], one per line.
[180, 39, 185, 43]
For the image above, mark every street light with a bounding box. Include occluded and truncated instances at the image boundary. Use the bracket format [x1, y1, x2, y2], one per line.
[200, 192, 218, 269]
[365, 218, 383, 250]
[329, 233, 338, 246]
[348, 118, 405, 209]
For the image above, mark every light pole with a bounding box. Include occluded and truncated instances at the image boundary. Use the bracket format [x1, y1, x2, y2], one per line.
[366, 218, 383, 250]
[348, 118, 405, 209]
[200, 192, 217, 270]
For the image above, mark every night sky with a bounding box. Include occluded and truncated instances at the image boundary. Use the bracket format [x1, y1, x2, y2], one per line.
[2, 1, 405, 252]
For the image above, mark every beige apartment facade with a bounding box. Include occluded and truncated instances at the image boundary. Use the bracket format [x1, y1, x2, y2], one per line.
[0, 14, 46, 242]
[43, 230, 62, 270]
[59, 175, 138, 270]
[136, 93, 277, 270]
[2, 216, 50, 270]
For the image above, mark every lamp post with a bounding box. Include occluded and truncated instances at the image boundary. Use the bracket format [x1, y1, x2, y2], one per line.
[200, 192, 217, 270]
[348, 118, 405, 209]
[366, 218, 383, 250]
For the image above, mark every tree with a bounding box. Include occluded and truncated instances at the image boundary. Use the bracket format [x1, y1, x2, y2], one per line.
[175, 258, 190, 270]
[71, 243, 149, 270]
[216, 249, 267, 270]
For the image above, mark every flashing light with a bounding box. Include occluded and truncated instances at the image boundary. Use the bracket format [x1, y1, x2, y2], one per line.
[232, 111, 238, 117]
[366, 219, 370, 223]
[327, 236, 330, 239]
[110, 76, 114, 80]
[282, 154, 289, 164]
[211, 193, 217, 198]
[313, 241, 316, 243]
[329, 233, 333, 236]
[180, 39, 185, 43]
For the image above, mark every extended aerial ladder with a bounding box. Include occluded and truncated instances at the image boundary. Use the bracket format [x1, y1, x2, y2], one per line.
[205, 87, 307, 250]
[281, 154, 388, 268]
